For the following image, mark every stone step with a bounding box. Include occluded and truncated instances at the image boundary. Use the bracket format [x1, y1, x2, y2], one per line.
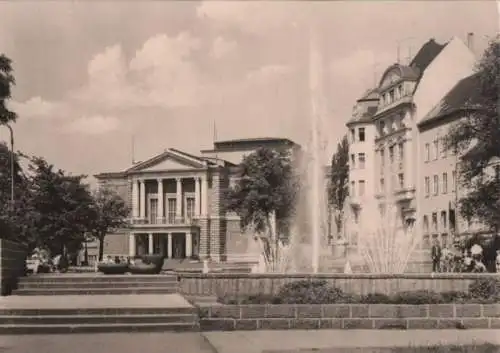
[0, 307, 195, 316]
[17, 281, 178, 289]
[19, 275, 178, 284]
[0, 313, 197, 325]
[12, 287, 178, 296]
[0, 322, 198, 335]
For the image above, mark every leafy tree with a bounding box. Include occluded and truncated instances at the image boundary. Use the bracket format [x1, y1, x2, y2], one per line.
[21, 157, 94, 255]
[328, 135, 349, 240]
[225, 147, 298, 268]
[445, 36, 500, 233]
[0, 54, 17, 124]
[88, 187, 129, 261]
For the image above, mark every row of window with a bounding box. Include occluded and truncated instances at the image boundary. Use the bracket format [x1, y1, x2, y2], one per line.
[350, 153, 366, 169]
[350, 180, 366, 197]
[422, 210, 455, 235]
[378, 173, 405, 192]
[147, 197, 196, 223]
[350, 127, 366, 143]
[424, 171, 456, 197]
[379, 143, 404, 167]
[424, 138, 455, 162]
[379, 84, 407, 107]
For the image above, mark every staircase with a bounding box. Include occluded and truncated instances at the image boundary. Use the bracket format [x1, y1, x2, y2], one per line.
[1, 274, 199, 334]
[13, 274, 179, 295]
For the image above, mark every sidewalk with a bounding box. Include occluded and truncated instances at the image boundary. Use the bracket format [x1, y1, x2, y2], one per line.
[203, 330, 500, 353]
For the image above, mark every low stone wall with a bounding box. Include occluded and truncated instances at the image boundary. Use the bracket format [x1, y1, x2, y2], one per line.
[198, 303, 500, 331]
[178, 273, 496, 297]
[0, 239, 27, 295]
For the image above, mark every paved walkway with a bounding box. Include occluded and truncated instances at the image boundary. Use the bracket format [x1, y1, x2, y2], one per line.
[0, 293, 192, 309]
[204, 330, 500, 353]
[0, 332, 217, 353]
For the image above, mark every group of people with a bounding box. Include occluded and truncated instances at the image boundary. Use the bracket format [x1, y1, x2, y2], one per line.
[431, 240, 500, 273]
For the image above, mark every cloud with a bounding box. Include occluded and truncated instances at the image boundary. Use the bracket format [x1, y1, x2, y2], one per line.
[246, 64, 292, 83]
[210, 36, 237, 59]
[8, 97, 69, 120]
[64, 115, 119, 135]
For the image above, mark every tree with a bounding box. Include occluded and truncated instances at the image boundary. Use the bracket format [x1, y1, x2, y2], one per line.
[21, 157, 95, 255]
[88, 187, 129, 261]
[445, 36, 500, 232]
[225, 147, 298, 269]
[327, 134, 349, 240]
[0, 54, 17, 124]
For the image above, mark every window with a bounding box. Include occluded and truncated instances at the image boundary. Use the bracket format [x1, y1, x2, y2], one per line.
[432, 213, 438, 233]
[351, 181, 356, 197]
[423, 216, 429, 234]
[149, 198, 158, 224]
[380, 178, 385, 192]
[425, 177, 430, 196]
[350, 154, 356, 169]
[433, 175, 439, 195]
[358, 127, 365, 142]
[398, 84, 404, 98]
[389, 89, 395, 103]
[441, 211, 447, 230]
[380, 149, 385, 167]
[442, 173, 448, 194]
[433, 140, 439, 160]
[452, 170, 456, 192]
[359, 180, 365, 196]
[398, 143, 404, 161]
[350, 129, 355, 143]
[379, 120, 385, 134]
[167, 198, 176, 224]
[389, 146, 394, 164]
[495, 165, 500, 181]
[441, 138, 447, 158]
[425, 143, 430, 162]
[398, 173, 405, 189]
[185, 197, 195, 221]
[358, 153, 366, 169]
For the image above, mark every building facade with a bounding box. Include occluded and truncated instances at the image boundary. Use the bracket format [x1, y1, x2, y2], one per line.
[94, 138, 299, 262]
[345, 35, 478, 256]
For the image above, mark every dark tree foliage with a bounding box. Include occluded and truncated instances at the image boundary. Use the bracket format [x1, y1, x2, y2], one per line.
[0, 54, 17, 124]
[328, 135, 349, 239]
[445, 36, 500, 232]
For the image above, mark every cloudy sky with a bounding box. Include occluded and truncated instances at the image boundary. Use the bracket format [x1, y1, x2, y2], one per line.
[0, 1, 497, 182]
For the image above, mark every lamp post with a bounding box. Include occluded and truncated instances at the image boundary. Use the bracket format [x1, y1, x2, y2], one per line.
[2, 124, 14, 207]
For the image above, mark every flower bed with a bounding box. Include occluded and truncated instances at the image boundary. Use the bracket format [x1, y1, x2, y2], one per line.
[196, 278, 500, 331]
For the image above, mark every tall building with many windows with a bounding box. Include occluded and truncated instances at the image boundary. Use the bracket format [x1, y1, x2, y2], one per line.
[344, 35, 478, 265]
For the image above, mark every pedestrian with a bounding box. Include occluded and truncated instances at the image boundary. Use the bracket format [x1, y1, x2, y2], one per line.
[431, 240, 442, 273]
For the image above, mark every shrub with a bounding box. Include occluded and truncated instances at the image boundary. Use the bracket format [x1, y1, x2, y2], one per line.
[469, 277, 500, 300]
[361, 292, 392, 304]
[391, 290, 443, 304]
[277, 279, 345, 304]
[440, 290, 471, 303]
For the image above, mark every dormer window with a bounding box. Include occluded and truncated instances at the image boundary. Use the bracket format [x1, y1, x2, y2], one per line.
[398, 84, 404, 98]
[379, 120, 385, 134]
[389, 89, 395, 103]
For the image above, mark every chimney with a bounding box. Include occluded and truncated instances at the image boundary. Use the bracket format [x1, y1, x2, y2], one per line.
[467, 32, 474, 52]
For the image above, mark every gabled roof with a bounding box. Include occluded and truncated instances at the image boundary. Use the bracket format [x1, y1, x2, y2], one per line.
[409, 38, 447, 75]
[418, 72, 483, 128]
[126, 148, 209, 173]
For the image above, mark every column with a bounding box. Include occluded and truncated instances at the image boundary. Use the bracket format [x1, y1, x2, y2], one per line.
[139, 179, 146, 219]
[157, 178, 164, 223]
[194, 177, 200, 216]
[201, 175, 208, 216]
[186, 232, 192, 258]
[148, 233, 154, 254]
[132, 180, 139, 219]
[167, 233, 173, 258]
[176, 177, 182, 222]
[129, 233, 136, 257]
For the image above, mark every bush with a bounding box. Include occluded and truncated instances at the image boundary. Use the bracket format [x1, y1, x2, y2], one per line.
[361, 292, 392, 304]
[390, 290, 444, 304]
[277, 280, 345, 304]
[469, 277, 500, 300]
[440, 290, 471, 303]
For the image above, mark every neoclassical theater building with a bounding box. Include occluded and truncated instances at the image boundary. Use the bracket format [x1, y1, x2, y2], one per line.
[94, 138, 299, 262]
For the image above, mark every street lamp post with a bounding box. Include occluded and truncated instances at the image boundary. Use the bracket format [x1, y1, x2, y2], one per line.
[3, 124, 14, 207]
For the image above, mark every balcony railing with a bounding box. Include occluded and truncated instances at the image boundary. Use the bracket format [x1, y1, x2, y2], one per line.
[130, 216, 199, 226]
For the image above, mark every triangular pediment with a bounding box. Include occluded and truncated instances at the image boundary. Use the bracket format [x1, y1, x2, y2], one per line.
[127, 149, 206, 173]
